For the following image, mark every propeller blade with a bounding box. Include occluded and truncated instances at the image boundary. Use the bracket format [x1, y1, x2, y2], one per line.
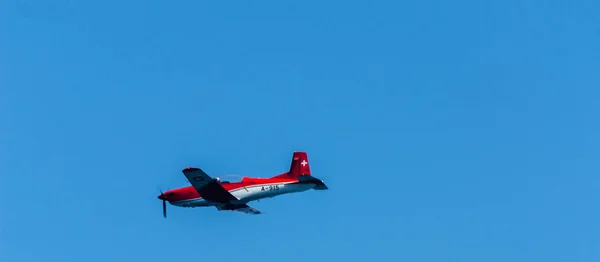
[159, 189, 167, 218]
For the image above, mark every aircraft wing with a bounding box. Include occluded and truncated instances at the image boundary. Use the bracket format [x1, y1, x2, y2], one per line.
[182, 167, 238, 203]
[230, 204, 262, 215]
[217, 203, 262, 215]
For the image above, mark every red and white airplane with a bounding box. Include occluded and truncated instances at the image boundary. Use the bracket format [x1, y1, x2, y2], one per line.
[157, 151, 328, 216]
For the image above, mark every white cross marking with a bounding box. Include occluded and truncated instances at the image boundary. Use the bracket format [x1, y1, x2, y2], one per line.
[301, 160, 307, 166]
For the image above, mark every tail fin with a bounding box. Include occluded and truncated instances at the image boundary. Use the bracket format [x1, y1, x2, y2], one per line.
[272, 151, 311, 179]
[288, 151, 311, 178]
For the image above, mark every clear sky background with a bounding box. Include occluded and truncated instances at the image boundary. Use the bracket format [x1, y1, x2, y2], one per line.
[1, 1, 600, 261]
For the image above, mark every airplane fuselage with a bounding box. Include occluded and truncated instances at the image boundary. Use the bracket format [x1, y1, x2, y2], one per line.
[162, 177, 318, 208]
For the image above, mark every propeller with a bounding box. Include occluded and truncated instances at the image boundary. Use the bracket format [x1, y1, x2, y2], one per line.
[159, 190, 167, 218]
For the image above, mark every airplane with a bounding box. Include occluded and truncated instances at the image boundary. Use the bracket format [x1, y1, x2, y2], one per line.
[157, 151, 328, 216]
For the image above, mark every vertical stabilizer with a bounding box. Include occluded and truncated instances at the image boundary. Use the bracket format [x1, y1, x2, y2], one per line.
[271, 151, 311, 179]
[288, 151, 311, 178]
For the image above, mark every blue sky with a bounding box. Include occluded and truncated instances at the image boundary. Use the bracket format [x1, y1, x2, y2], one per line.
[1, 1, 600, 261]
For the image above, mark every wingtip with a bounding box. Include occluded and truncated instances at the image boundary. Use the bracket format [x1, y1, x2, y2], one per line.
[182, 167, 200, 173]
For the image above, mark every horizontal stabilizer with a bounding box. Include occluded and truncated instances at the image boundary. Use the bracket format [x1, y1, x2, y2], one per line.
[297, 175, 328, 190]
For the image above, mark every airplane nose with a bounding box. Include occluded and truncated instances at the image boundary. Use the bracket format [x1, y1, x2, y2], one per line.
[158, 192, 171, 201]
[158, 191, 176, 201]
